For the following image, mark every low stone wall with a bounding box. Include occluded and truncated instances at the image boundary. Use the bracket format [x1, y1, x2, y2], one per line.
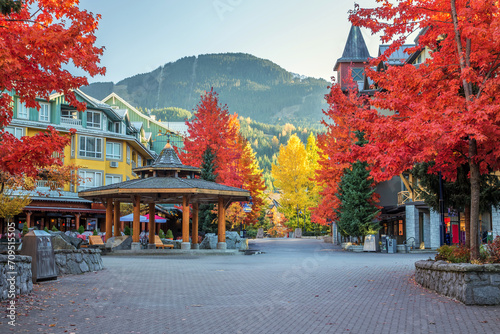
[0, 255, 33, 300]
[54, 249, 103, 275]
[415, 260, 500, 305]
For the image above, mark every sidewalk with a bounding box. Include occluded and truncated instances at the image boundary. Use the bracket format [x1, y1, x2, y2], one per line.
[1, 238, 499, 334]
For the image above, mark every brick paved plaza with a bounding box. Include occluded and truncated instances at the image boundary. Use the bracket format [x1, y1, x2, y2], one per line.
[2, 238, 500, 333]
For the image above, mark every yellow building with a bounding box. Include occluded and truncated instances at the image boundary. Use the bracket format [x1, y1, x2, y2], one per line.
[6, 89, 156, 232]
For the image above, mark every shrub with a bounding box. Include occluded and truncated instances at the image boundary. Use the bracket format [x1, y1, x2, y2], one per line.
[159, 229, 165, 239]
[165, 229, 173, 239]
[246, 229, 257, 239]
[435, 244, 470, 263]
[93, 229, 98, 236]
[484, 236, 500, 264]
[78, 225, 85, 234]
[124, 226, 131, 236]
[22, 224, 29, 236]
[435, 245, 454, 261]
[448, 245, 470, 263]
[51, 226, 59, 232]
[44, 227, 49, 232]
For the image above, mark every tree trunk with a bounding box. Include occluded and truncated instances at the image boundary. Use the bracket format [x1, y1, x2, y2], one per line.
[464, 205, 470, 249]
[469, 138, 480, 260]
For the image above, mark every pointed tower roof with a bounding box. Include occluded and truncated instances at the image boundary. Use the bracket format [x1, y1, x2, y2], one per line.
[334, 25, 371, 71]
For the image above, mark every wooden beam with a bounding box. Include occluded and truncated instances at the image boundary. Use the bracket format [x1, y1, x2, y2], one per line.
[149, 203, 155, 245]
[218, 197, 226, 243]
[114, 200, 120, 237]
[105, 199, 113, 242]
[192, 203, 199, 245]
[182, 195, 190, 243]
[133, 195, 141, 243]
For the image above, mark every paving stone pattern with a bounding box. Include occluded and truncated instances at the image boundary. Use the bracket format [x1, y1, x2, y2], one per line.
[1, 239, 500, 333]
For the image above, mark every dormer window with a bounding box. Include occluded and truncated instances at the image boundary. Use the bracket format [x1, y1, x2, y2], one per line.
[39, 102, 50, 122]
[87, 110, 101, 129]
[17, 101, 29, 119]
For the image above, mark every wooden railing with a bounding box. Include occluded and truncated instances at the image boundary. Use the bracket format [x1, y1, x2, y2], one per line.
[60, 117, 82, 126]
[398, 191, 424, 206]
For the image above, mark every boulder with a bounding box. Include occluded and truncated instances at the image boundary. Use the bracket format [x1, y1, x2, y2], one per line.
[106, 236, 132, 250]
[51, 234, 76, 250]
[49, 231, 82, 249]
[199, 232, 248, 250]
[162, 239, 181, 249]
[256, 228, 264, 238]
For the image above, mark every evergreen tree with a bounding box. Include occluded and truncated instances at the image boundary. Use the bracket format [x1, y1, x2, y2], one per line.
[335, 132, 380, 242]
[200, 147, 218, 233]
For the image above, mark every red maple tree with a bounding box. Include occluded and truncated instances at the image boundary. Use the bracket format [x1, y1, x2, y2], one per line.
[311, 80, 368, 226]
[180, 89, 265, 224]
[340, 0, 500, 258]
[0, 0, 105, 191]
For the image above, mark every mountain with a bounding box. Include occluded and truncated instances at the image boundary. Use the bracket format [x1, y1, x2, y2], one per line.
[81, 53, 330, 125]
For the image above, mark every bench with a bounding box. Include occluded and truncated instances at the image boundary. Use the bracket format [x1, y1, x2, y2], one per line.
[81, 235, 109, 250]
[155, 235, 174, 249]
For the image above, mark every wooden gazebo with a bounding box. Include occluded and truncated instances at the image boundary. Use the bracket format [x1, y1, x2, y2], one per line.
[79, 142, 250, 250]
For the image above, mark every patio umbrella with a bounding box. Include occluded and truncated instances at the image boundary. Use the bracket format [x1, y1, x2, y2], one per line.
[120, 213, 148, 222]
[143, 214, 167, 223]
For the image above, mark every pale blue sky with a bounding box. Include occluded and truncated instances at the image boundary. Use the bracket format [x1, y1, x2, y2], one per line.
[76, 0, 381, 83]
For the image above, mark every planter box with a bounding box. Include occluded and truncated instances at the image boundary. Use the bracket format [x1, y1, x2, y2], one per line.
[415, 260, 500, 305]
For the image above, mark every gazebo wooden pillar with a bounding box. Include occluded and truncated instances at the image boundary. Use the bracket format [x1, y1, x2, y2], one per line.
[148, 203, 156, 248]
[75, 213, 81, 230]
[132, 195, 141, 250]
[114, 200, 120, 237]
[181, 195, 190, 249]
[26, 211, 32, 228]
[217, 197, 226, 249]
[105, 199, 113, 241]
[191, 203, 199, 249]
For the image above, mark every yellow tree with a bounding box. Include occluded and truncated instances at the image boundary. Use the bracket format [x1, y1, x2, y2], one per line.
[305, 133, 321, 226]
[271, 134, 309, 229]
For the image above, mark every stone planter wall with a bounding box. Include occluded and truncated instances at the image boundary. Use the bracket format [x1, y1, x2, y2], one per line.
[54, 249, 103, 275]
[415, 260, 500, 305]
[0, 255, 33, 300]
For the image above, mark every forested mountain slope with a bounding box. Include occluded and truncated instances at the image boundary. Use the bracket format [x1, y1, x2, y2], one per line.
[81, 53, 329, 125]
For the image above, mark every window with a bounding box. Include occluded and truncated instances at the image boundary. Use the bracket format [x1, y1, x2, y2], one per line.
[78, 170, 102, 191]
[39, 102, 50, 122]
[105, 174, 121, 185]
[103, 114, 108, 131]
[106, 142, 122, 160]
[5, 126, 24, 139]
[62, 109, 78, 119]
[79, 136, 103, 159]
[137, 155, 142, 167]
[70, 135, 76, 158]
[114, 122, 120, 133]
[126, 145, 130, 164]
[351, 68, 364, 81]
[86, 110, 101, 129]
[17, 101, 29, 119]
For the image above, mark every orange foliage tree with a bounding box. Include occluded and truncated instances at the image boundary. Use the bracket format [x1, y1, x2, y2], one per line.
[342, 0, 500, 259]
[0, 0, 105, 192]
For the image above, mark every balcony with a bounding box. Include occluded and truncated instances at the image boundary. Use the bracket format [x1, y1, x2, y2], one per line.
[61, 117, 82, 127]
[36, 180, 61, 189]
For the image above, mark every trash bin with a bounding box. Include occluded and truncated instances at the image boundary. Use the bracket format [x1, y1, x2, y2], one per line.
[387, 238, 397, 254]
[380, 235, 388, 253]
[20, 230, 57, 283]
[242, 229, 247, 238]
